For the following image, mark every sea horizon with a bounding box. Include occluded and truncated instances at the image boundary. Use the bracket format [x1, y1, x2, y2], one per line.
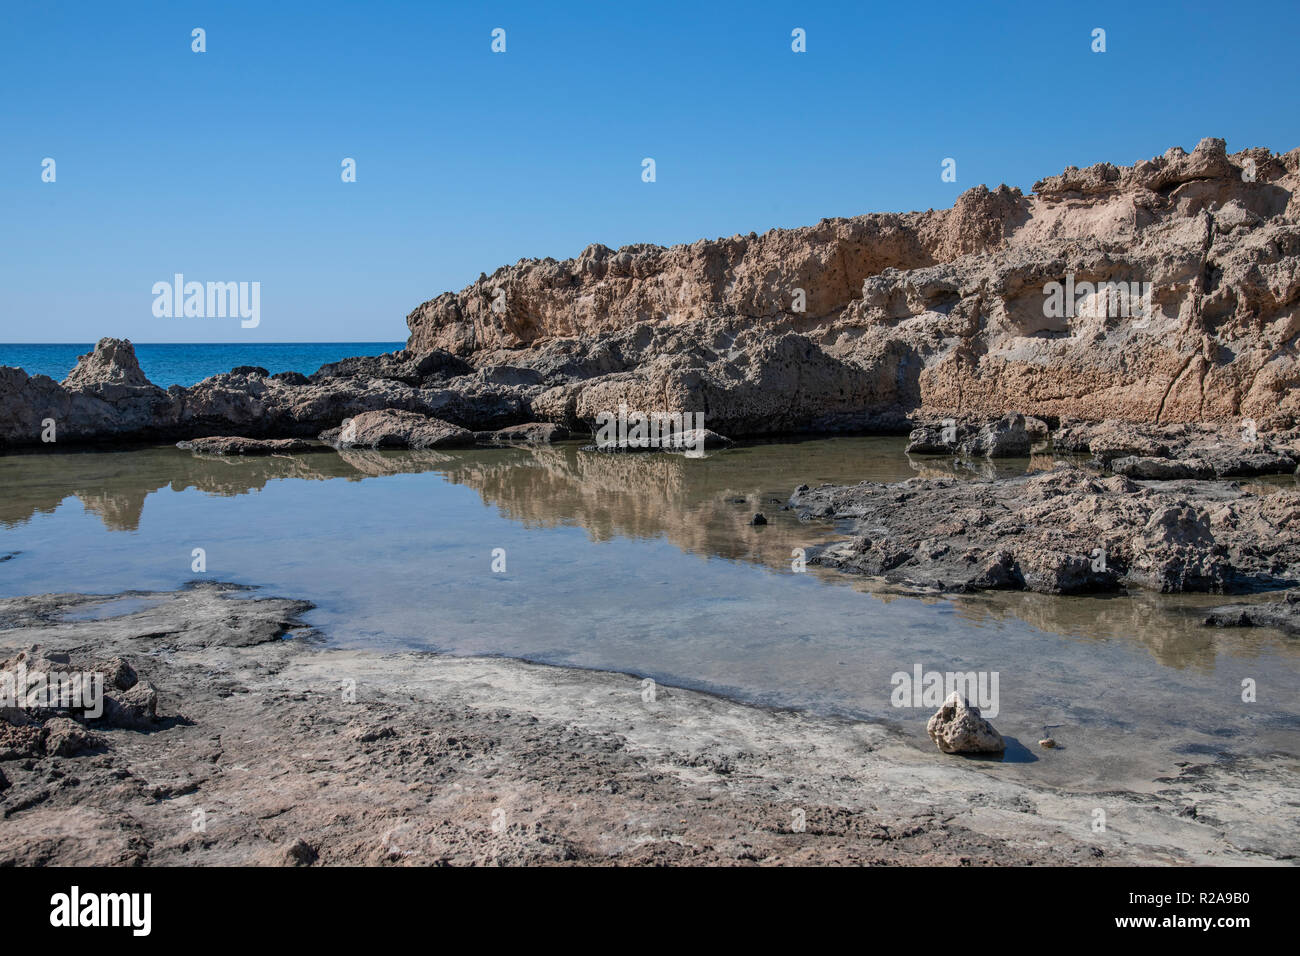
[0, 341, 406, 388]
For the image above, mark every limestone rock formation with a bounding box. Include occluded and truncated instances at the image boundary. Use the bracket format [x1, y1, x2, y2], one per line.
[0, 338, 530, 447]
[926, 693, 1005, 754]
[407, 139, 1300, 434]
[319, 409, 476, 449]
[4, 140, 1300, 448]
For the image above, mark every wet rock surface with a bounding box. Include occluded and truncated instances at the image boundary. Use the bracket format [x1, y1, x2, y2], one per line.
[1204, 590, 1300, 635]
[1056, 420, 1299, 477]
[927, 693, 1005, 754]
[177, 436, 326, 456]
[791, 466, 1300, 594]
[0, 581, 1283, 865]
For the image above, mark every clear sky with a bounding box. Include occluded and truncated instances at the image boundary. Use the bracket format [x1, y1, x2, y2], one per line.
[2, 0, 1298, 343]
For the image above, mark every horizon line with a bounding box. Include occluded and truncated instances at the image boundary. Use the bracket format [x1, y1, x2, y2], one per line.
[0, 340, 408, 346]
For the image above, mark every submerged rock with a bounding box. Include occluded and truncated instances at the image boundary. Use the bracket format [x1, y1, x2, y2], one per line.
[177, 436, 323, 455]
[1204, 590, 1300, 635]
[926, 693, 1005, 754]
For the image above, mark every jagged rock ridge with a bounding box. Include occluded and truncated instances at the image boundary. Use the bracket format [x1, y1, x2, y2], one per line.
[406, 138, 1300, 433]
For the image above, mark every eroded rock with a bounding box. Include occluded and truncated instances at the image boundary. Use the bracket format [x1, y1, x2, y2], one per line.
[320, 409, 476, 450]
[926, 693, 1005, 754]
[792, 466, 1299, 594]
[1204, 590, 1300, 635]
[177, 437, 324, 456]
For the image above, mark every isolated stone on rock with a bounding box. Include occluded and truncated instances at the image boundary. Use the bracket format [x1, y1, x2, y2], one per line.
[926, 693, 1005, 754]
[319, 409, 476, 450]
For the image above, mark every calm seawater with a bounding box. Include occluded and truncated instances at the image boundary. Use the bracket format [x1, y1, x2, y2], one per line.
[0, 343, 406, 388]
[1, 437, 1297, 795]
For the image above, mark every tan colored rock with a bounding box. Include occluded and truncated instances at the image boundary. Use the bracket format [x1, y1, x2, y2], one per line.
[926, 693, 1005, 754]
[319, 409, 475, 449]
[407, 141, 1300, 433]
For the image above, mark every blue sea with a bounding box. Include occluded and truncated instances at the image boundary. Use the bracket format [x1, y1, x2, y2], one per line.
[0, 342, 406, 388]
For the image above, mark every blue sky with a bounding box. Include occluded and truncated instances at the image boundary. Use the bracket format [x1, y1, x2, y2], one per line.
[2, 0, 1298, 343]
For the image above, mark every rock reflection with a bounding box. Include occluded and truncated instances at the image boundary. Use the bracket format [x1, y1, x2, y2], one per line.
[1, 438, 1296, 670]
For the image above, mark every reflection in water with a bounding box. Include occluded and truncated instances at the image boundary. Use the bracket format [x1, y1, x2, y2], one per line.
[1, 439, 1286, 668]
[1, 437, 1298, 793]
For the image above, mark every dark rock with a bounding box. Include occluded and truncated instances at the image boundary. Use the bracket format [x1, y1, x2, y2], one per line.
[792, 466, 1296, 595]
[42, 716, 102, 757]
[270, 371, 310, 386]
[177, 437, 323, 456]
[309, 350, 470, 386]
[907, 414, 1032, 458]
[1112, 456, 1216, 480]
[1204, 590, 1300, 635]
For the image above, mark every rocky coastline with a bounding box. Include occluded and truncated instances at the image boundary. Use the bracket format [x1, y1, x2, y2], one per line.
[3, 140, 1299, 866]
[2, 582, 1292, 865]
[4, 139, 1300, 451]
